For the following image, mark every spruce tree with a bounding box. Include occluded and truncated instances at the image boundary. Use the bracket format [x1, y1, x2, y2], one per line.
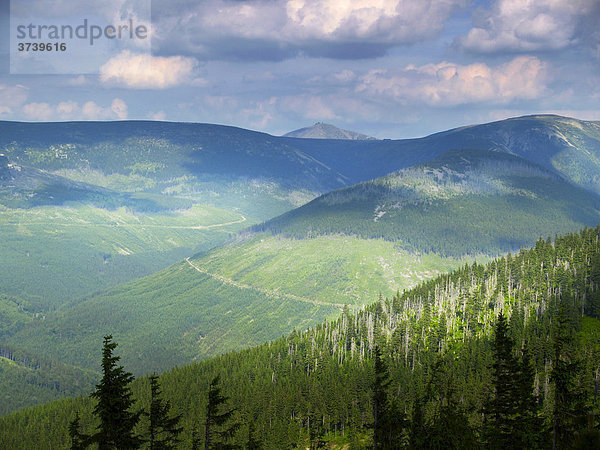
[484, 313, 519, 448]
[203, 374, 239, 449]
[246, 420, 262, 449]
[515, 345, 543, 447]
[484, 313, 540, 449]
[372, 345, 403, 449]
[68, 414, 88, 450]
[91, 335, 141, 449]
[144, 374, 183, 449]
[551, 302, 585, 449]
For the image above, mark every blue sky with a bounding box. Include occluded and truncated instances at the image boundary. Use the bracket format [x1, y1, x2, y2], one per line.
[1, 0, 599, 138]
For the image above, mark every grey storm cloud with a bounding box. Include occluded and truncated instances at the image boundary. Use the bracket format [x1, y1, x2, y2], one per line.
[151, 0, 465, 60]
[457, 0, 600, 55]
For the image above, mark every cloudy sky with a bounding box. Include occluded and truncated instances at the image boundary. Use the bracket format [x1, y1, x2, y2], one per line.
[1, 0, 599, 138]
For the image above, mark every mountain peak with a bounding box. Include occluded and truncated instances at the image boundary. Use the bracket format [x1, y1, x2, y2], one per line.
[283, 122, 377, 140]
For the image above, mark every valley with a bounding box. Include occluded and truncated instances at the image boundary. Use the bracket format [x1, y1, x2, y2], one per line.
[1, 114, 600, 427]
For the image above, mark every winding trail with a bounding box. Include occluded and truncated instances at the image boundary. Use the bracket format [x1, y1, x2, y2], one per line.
[185, 257, 345, 309]
[2, 214, 247, 230]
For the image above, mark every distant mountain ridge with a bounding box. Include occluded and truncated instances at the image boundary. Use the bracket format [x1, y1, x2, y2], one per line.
[283, 122, 377, 140]
[3, 114, 600, 416]
[257, 148, 600, 256]
[1, 115, 599, 196]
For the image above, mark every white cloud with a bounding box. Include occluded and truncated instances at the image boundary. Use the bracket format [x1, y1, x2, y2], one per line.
[153, 0, 463, 59]
[356, 56, 547, 106]
[280, 95, 339, 120]
[0, 84, 29, 110]
[277, 93, 383, 123]
[99, 51, 197, 89]
[66, 76, 87, 86]
[283, 0, 459, 42]
[22, 98, 128, 121]
[22, 103, 55, 121]
[459, 0, 599, 53]
[81, 101, 106, 119]
[149, 110, 167, 121]
[111, 98, 128, 120]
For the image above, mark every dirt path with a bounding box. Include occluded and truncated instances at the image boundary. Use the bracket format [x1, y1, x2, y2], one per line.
[184, 257, 345, 309]
[4, 214, 247, 230]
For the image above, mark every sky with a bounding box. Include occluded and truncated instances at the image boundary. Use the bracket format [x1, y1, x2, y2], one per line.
[1, 0, 599, 139]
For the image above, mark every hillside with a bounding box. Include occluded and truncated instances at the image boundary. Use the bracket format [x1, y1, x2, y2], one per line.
[2, 114, 600, 416]
[0, 343, 97, 416]
[283, 122, 377, 140]
[7, 149, 599, 403]
[0, 154, 12, 181]
[290, 115, 600, 196]
[0, 200, 254, 311]
[0, 121, 350, 192]
[5, 146, 600, 406]
[2, 115, 599, 196]
[1, 226, 599, 448]
[5, 234, 472, 375]
[257, 149, 600, 256]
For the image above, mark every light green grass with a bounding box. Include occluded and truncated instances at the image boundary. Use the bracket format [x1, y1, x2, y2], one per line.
[0, 203, 248, 310]
[8, 233, 479, 376]
[194, 234, 481, 307]
[9, 262, 341, 374]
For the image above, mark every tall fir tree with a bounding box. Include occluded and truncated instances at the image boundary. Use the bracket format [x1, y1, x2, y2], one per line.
[484, 313, 519, 448]
[246, 420, 262, 450]
[68, 413, 87, 450]
[551, 302, 585, 449]
[372, 345, 404, 449]
[515, 345, 544, 448]
[203, 374, 239, 449]
[91, 335, 141, 449]
[144, 374, 183, 449]
[484, 313, 540, 449]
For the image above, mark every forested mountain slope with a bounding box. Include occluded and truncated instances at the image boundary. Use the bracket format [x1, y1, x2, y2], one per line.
[4, 234, 471, 377]
[1, 115, 599, 196]
[289, 115, 600, 195]
[258, 149, 600, 256]
[2, 114, 600, 419]
[0, 121, 349, 192]
[1, 226, 599, 448]
[7, 148, 600, 400]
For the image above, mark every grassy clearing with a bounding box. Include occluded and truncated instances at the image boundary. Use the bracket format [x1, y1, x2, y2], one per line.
[0, 203, 248, 310]
[194, 234, 480, 307]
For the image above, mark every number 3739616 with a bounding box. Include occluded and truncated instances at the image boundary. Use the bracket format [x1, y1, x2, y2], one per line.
[18, 42, 67, 51]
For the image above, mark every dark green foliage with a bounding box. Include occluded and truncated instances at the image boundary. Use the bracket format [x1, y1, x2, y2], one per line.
[484, 313, 520, 447]
[552, 303, 587, 449]
[409, 357, 477, 449]
[203, 374, 239, 449]
[143, 374, 183, 449]
[0, 342, 97, 416]
[373, 345, 403, 449]
[257, 149, 600, 257]
[90, 335, 141, 449]
[245, 420, 262, 449]
[483, 314, 541, 449]
[69, 414, 87, 450]
[2, 226, 600, 448]
[515, 346, 545, 448]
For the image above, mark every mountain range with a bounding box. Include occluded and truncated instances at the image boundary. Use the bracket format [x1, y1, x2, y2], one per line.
[2, 224, 599, 448]
[1, 114, 600, 419]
